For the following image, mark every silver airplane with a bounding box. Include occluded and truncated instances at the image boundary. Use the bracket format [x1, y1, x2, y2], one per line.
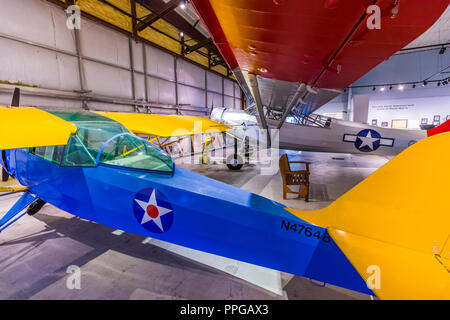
[211, 107, 449, 157]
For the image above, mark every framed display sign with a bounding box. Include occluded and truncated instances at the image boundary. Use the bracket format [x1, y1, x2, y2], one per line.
[433, 115, 441, 122]
[371, 119, 378, 126]
[391, 119, 408, 129]
[421, 118, 428, 125]
[381, 122, 388, 127]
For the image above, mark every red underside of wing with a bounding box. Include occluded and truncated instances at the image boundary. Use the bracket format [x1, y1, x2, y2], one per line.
[191, 0, 449, 90]
[427, 119, 450, 137]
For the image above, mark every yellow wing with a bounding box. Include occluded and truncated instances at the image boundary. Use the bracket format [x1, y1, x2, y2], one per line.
[0, 107, 77, 149]
[95, 112, 230, 137]
[287, 131, 450, 299]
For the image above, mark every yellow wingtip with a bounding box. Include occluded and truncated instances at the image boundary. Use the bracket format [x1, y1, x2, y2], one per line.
[0, 106, 76, 149]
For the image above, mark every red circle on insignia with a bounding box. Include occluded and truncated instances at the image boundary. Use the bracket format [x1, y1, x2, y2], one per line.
[146, 205, 159, 218]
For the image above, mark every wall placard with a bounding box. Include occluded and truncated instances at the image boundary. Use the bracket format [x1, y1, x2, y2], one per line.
[392, 119, 408, 129]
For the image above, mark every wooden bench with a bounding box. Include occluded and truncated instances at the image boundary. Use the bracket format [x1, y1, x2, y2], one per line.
[279, 154, 310, 201]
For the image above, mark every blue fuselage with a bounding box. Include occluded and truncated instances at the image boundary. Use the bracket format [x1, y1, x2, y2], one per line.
[2, 147, 372, 295]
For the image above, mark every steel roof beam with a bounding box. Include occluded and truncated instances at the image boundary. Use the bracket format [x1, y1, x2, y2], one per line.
[137, 0, 219, 54]
[185, 37, 212, 54]
[136, 0, 182, 32]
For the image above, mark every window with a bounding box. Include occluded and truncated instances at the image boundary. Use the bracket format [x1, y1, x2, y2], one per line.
[60, 121, 127, 167]
[61, 135, 96, 167]
[31, 145, 65, 164]
[98, 134, 174, 173]
[76, 122, 128, 159]
[30, 120, 173, 173]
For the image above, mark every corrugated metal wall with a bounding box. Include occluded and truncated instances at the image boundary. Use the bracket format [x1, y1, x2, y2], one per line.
[0, 0, 242, 115]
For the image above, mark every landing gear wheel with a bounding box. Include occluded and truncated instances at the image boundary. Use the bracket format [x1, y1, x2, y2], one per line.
[226, 154, 243, 171]
[27, 199, 47, 216]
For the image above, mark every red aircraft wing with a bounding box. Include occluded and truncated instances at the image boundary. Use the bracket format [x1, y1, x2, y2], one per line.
[191, 0, 449, 90]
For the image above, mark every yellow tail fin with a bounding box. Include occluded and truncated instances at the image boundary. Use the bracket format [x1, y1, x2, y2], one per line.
[287, 132, 450, 299]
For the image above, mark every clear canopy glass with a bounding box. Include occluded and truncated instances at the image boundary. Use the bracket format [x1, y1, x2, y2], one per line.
[32, 117, 174, 173]
[97, 133, 174, 173]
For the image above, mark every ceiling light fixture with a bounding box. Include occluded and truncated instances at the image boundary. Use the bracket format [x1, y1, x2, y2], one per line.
[179, 0, 187, 9]
[398, 85, 404, 91]
[380, 87, 385, 92]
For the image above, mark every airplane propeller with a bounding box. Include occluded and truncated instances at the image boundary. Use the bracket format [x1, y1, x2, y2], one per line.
[11, 87, 20, 107]
[2, 88, 21, 181]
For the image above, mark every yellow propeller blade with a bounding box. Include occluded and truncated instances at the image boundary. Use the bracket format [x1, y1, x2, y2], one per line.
[0, 107, 77, 149]
[287, 132, 450, 299]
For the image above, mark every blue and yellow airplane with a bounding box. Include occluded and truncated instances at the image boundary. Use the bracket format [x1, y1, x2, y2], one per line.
[0, 91, 449, 300]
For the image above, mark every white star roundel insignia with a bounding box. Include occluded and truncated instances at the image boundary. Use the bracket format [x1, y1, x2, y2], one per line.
[343, 129, 395, 152]
[133, 188, 174, 233]
[355, 129, 381, 152]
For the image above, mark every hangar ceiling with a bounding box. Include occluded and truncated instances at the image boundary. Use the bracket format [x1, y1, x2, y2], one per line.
[0, 0, 243, 115]
[47, 0, 232, 78]
[160, 0, 210, 38]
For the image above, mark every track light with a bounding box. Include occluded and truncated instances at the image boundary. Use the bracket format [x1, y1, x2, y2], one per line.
[258, 67, 268, 73]
[179, 31, 184, 37]
[437, 82, 441, 86]
[179, 0, 188, 9]
[439, 47, 446, 55]
[389, 85, 393, 90]
[423, 80, 428, 86]
[372, 86, 376, 91]
[412, 83, 416, 88]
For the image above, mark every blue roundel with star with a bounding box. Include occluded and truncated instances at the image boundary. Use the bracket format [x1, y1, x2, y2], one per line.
[355, 129, 382, 152]
[133, 188, 174, 233]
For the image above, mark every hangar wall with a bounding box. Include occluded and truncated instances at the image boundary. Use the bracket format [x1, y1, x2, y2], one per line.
[0, 0, 242, 115]
[317, 47, 450, 128]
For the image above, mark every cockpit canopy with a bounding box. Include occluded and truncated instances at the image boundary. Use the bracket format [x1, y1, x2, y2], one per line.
[30, 112, 174, 174]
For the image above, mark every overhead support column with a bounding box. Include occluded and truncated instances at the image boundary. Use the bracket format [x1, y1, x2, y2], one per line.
[248, 74, 268, 130]
[248, 73, 271, 147]
[67, 0, 88, 110]
[277, 83, 306, 129]
[130, 0, 138, 39]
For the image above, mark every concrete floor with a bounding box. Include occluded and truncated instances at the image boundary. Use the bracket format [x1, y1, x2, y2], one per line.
[0, 150, 390, 300]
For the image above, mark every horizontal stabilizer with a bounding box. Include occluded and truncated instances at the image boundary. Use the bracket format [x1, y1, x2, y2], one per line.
[329, 228, 450, 300]
[287, 131, 450, 299]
